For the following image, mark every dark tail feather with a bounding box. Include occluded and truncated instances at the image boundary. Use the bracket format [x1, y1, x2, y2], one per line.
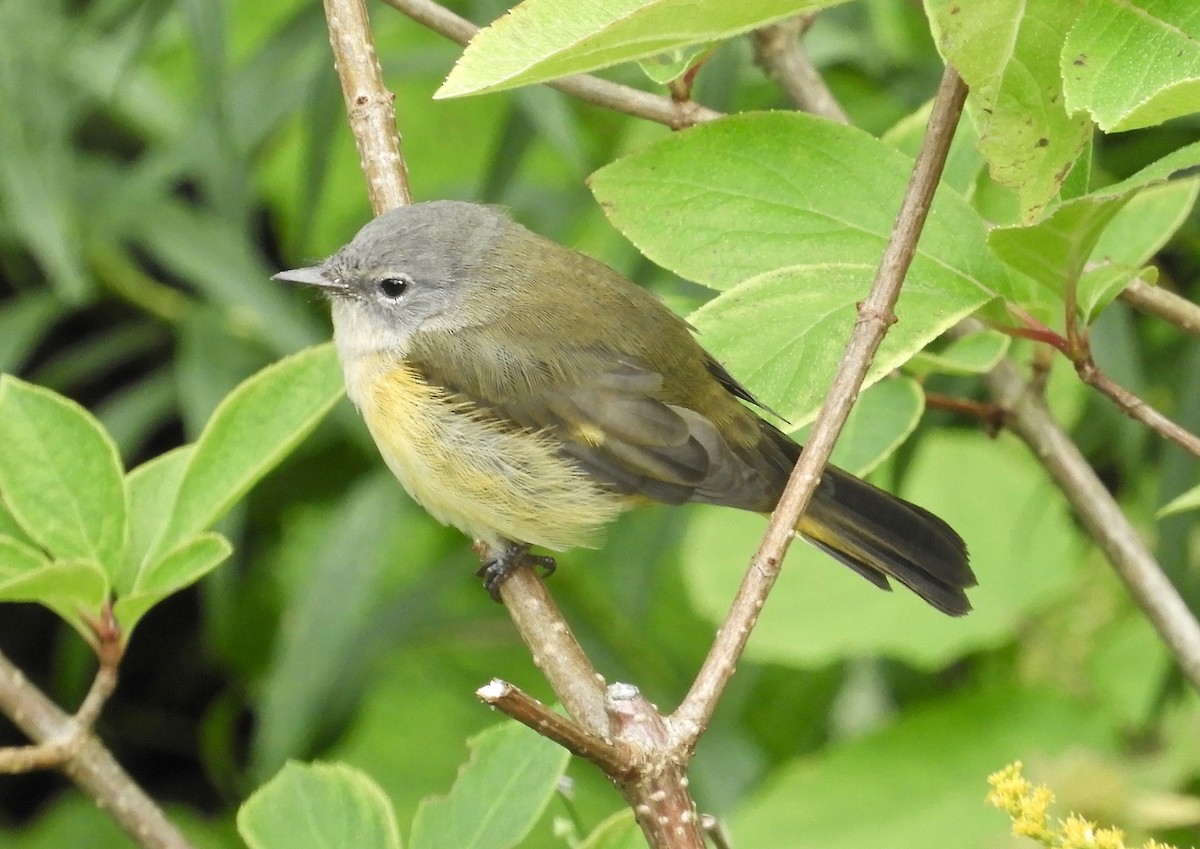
[799, 467, 975, 616]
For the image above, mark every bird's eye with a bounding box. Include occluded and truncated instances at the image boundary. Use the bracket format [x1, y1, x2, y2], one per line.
[377, 276, 411, 299]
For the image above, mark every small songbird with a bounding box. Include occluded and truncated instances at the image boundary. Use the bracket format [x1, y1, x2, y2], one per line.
[274, 201, 974, 614]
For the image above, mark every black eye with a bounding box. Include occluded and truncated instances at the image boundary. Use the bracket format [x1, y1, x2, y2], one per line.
[377, 276, 410, 299]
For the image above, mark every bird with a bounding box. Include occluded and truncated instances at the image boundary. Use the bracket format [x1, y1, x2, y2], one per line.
[274, 200, 974, 615]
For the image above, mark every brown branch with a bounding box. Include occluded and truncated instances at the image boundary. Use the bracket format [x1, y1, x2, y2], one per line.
[379, 0, 723, 129]
[607, 685, 704, 849]
[476, 678, 635, 772]
[670, 65, 969, 747]
[1119, 277, 1200, 339]
[1075, 357, 1200, 458]
[923, 391, 1007, 435]
[983, 357, 1200, 693]
[752, 15, 850, 124]
[323, 0, 411, 211]
[492, 565, 609, 733]
[997, 308, 1200, 459]
[0, 649, 194, 849]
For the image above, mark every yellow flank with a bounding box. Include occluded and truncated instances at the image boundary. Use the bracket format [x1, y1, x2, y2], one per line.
[571, 421, 607, 446]
[351, 352, 627, 551]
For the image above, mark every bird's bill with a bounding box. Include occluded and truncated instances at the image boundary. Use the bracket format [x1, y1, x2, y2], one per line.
[271, 266, 346, 292]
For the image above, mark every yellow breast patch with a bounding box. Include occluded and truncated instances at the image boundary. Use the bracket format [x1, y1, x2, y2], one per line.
[348, 353, 626, 551]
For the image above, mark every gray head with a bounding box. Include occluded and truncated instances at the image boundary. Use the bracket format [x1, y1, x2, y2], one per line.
[273, 200, 510, 359]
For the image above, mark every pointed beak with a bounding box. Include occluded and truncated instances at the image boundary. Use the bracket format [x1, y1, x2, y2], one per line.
[271, 265, 349, 293]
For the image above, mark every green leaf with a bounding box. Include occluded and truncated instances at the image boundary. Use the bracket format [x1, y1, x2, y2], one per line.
[907, 329, 1011, 376]
[637, 43, 713, 85]
[0, 556, 109, 639]
[148, 343, 343, 564]
[0, 536, 50, 578]
[0, 291, 66, 374]
[682, 431, 1082, 668]
[589, 111, 1007, 295]
[252, 474, 408, 780]
[690, 263, 982, 424]
[112, 532, 232, 634]
[989, 193, 1131, 304]
[1091, 178, 1200, 265]
[118, 446, 193, 596]
[989, 145, 1200, 314]
[437, 0, 845, 98]
[0, 499, 35, 547]
[926, 0, 1093, 220]
[0, 376, 127, 576]
[578, 810, 643, 849]
[731, 686, 1115, 849]
[1080, 177, 1200, 320]
[1089, 613, 1170, 727]
[1077, 264, 1154, 324]
[410, 722, 571, 849]
[238, 761, 401, 849]
[1159, 482, 1200, 518]
[791, 377, 925, 477]
[1063, 0, 1200, 132]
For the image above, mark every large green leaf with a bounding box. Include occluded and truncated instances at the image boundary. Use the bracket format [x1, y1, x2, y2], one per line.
[146, 343, 343, 564]
[437, 0, 846, 98]
[731, 686, 1115, 849]
[0, 292, 67, 374]
[589, 112, 1007, 294]
[691, 263, 978, 424]
[682, 430, 1082, 668]
[1063, 0, 1200, 132]
[0, 376, 126, 577]
[410, 722, 570, 849]
[792, 378, 925, 477]
[238, 761, 401, 849]
[926, 0, 1093, 221]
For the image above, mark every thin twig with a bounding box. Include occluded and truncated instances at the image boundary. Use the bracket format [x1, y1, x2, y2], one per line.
[476, 678, 635, 772]
[0, 613, 121, 773]
[669, 66, 969, 749]
[752, 15, 850, 124]
[379, 0, 723, 129]
[983, 358, 1200, 692]
[1075, 358, 1200, 458]
[1000, 307, 1200, 459]
[923, 391, 1007, 435]
[1119, 277, 1200, 339]
[323, 0, 411, 211]
[0, 649, 194, 849]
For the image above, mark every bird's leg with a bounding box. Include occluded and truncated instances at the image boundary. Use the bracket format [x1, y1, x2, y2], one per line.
[475, 541, 557, 601]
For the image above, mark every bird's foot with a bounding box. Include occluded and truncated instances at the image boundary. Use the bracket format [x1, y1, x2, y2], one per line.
[475, 543, 557, 601]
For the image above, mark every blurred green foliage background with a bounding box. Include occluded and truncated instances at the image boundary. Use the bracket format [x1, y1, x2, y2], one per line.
[1, 0, 1199, 847]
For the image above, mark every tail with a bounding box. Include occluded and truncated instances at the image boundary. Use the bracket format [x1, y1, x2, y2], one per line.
[800, 467, 975, 616]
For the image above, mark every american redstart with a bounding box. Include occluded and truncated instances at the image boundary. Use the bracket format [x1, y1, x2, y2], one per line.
[274, 201, 974, 614]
